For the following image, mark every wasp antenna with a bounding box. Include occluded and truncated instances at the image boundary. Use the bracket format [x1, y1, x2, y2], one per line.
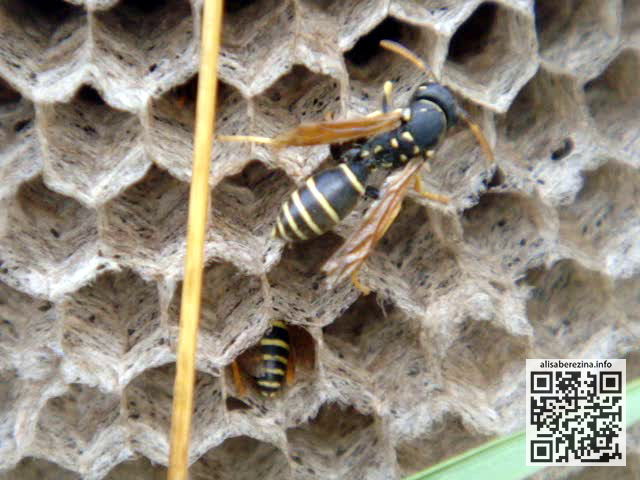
[379, 40, 436, 82]
[218, 134, 275, 144]
[458, 108, 495, 170]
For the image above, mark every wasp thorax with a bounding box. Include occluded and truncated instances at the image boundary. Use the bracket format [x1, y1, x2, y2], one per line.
[411, 83, 459, 127]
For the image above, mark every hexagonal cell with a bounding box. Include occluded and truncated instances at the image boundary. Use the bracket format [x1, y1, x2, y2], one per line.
[462, 192, 550, 281]
[558, 161, 640, 278]
[32, 383, 128, 479]
[219, 0, 296, 97]
[584, 50, 640, 158]
[168, 261, 266, 369]
[441, 315, 529, 399]
[344, 17, 443, 116]
[0, 456, 80, 480]
[357, 200, 465, 314]
[40, 85, 149, 207]
[395, 413, 492, 478]
[227, 323, 316, 402]
[0, 281, 58, 377]
[0, 177, 104, 299]
[0, 78, 41, 199]
[207, 160, 294, 273]
[286, 402, 392, 479]
[535, 0, 621, 78]
[59, 268, 164, 391]
[322, 295, 445, 436]
[190, 435, 290, 480]
[0, 0, 88, 101]
[267, 232, 359, 326]
[92, 0, 195, 110]
[125, 364, 224, 463]
[103, 456, 165, 479]
[525, 259, 627, 358]
[149, 79, 252, 185]
[99, 165, 188, 278]
[443, 2, 537, 112]
[252, 66, 339, 179]
[497, 67, 593, 199]
[390, 0, 481, 35]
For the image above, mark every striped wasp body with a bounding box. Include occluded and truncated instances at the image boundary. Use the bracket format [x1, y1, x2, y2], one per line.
[222, 41, 494, 294]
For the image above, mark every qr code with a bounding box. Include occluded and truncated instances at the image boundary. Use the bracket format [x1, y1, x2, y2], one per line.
[526, 359, 626, 466]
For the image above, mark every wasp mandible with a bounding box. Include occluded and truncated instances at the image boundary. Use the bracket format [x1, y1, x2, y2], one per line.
[221, 41, 494, 294]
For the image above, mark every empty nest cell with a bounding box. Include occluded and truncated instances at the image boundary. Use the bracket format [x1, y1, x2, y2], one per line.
[535, 0, 620, 78]
[0, 177, 102, 299]
[0, 457, 80, 480]
[462, 192, 549, 280]
[92, 0, 195, 109]
[99, 165, 188, 278]
[361, 200, 465, 313]
[584, 49, 640, 157]
[59, 268, 162, 391]
[395, 413, 492, 478]
[266, 232, 359, 326]
[150, 79, 253, 186]
[0, 0, 87, 100]
[525, 259, 628, 358]
[125, 364, 224, 464]
[444, 2, 537, 111]
[286, 402, 391, 479]
[322, 295, 443, 436]
[190, 435, 290, 480]
[0, 78, 40, 199]
[31, 383, 125, 479]
[558, 160, 640, 277]
[40, 85, 148, 207]
[219, 0, 296, 97]
[0, 281, 57, 379]
[168, 260, 266, 369]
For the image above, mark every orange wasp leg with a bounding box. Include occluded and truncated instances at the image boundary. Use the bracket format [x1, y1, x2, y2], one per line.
[231, 360, 246, 397]
[414, 174, 449, 205]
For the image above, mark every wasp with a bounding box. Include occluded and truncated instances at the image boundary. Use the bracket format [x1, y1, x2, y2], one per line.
[231, 320, 295, 398]
[221, 41, 494, 294]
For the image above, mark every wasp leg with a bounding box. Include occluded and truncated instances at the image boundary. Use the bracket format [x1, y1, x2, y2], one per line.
[382, 80, 394, 113]
[414, 174, 449, 205]
[231, 360, 247, 397]
[351, 269, 371, 296]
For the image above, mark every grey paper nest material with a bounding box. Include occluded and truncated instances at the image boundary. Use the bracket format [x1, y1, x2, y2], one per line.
[0, 0, 639, 479]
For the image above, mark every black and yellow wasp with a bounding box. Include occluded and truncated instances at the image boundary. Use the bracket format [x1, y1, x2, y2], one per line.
[222, 41, 494, 294]
[231, 320, 295, 398]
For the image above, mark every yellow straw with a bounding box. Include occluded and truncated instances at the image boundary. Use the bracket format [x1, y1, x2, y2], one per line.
[167, 1, 223, 479]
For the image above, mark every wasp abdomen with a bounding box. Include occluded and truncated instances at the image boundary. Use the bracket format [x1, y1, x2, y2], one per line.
[273, 162, 369, 242]
[256, 320, 290, 397]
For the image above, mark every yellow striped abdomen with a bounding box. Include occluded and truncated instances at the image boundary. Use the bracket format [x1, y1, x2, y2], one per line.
[256, 320, 290, 397]
[273, 163, 369, 242]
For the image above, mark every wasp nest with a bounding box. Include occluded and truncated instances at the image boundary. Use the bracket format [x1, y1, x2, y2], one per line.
[0, 0, 639, 479]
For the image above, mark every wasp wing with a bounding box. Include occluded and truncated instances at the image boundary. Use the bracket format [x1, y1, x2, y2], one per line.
[272, 110, 403, 147]
[322, 157, 423, 290]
